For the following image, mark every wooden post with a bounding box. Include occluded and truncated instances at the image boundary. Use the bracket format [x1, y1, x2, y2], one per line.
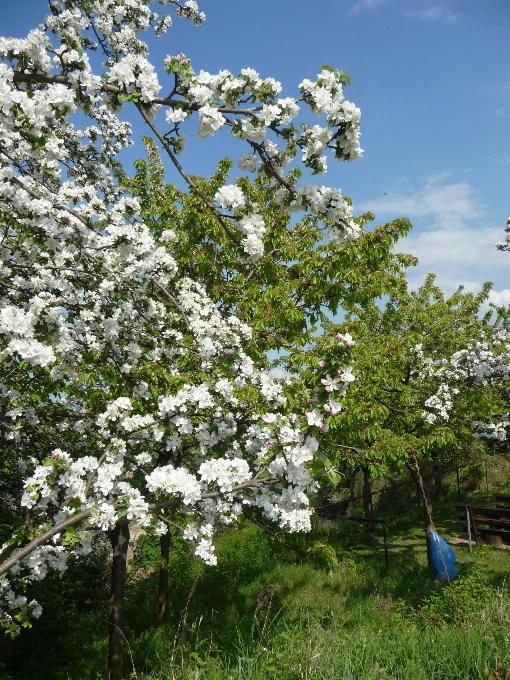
[467, 504, 481, 545]
[433, 462, 444, 498]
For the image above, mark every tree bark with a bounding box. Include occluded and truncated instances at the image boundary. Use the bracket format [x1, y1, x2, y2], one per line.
[157, 531, 171, 623]
[108, 518, 130, 680]
[407, 459, 434, 571]
[362, 467, 374, 533]
[432, 462, 444, 499]
[422, 489, 434, 571]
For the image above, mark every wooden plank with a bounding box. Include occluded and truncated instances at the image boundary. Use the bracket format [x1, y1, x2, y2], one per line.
[458, 516, 510, 530]
[478, 528, 510, 540]
[455, 505, 510, 519]
[467, 504, 481, 544]
[473, 517, 510, 529]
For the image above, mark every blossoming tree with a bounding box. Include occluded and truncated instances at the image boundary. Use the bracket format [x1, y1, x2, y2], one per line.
[291, 275, 495, 567]
[0, 0, 383, 676]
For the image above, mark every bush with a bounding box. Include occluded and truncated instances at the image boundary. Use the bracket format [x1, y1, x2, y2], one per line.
[460, 463, 485, 492]
[417, 567, 497, 626]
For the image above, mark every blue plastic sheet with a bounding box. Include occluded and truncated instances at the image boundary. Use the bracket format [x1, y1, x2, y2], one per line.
[430, 530, 458, 581]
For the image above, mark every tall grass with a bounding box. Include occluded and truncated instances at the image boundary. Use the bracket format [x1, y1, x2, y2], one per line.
[2, 480, 510, 679]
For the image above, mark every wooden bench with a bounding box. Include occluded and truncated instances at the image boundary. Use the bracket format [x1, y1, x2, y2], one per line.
[455, 504, 510, 546]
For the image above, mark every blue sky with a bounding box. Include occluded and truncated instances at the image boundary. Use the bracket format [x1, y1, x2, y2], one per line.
[2, 0, 510, 302]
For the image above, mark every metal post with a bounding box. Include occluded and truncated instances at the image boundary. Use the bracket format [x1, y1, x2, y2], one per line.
[485, 459, 489, 493]
[466, 505, 472, 554]
[383, 523, 389, 566]
[456, 467, 461, 500]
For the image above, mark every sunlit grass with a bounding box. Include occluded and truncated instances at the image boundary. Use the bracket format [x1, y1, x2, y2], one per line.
[2, 461, 510, 680]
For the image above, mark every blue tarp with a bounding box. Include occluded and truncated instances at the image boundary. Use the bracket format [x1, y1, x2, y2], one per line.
[430, 530, 458, 580]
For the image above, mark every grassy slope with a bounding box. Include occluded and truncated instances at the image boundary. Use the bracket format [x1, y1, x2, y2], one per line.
[2, 459, 510, 680]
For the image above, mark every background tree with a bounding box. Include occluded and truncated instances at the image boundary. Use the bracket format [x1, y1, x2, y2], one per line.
[289, 275, 496, 566]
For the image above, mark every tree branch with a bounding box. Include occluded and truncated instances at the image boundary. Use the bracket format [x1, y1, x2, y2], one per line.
[11, 72, 263, 115]
[0, 476, 275, 575]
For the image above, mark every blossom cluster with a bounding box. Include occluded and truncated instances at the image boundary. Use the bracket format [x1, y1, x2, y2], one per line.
[421, 384, 458, 424]
[299, 68, 363, 163]
[439, 323, 510, 441]
[276, 183, 361, 244]
[0, 0, 365, 272]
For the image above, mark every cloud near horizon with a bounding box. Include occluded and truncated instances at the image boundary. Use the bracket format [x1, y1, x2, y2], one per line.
[350, 0, 457, 21]
[357, 176, 509, 295]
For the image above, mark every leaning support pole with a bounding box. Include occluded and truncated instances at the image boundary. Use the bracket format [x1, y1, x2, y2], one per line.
[108, 518, 130, 680]
[423, 491, 434, 570]
[466, 506, 472, 554]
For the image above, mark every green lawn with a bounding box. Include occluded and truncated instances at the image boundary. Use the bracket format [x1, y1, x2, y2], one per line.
[2, 461, 510, 680]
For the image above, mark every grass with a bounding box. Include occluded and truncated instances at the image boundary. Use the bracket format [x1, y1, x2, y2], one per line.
[2, 461, 510, 680]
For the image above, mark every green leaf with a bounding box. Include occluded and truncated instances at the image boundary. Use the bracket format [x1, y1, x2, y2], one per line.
[326, 470, 342, 486]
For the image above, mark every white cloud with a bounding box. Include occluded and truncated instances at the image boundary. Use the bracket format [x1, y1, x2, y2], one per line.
[404, 4, 457, 22]
[401, 223, 504, 293]
[349, 0, 392, 15]
[489, 289, 510, 308]
[268, 367, 287, 379]
[359, 174, 483, 230]
[350, 0, 457, 21]
[358, 176, 508, 295]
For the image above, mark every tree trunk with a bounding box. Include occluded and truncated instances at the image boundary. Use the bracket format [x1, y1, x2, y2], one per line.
[108, 517, 130, 680]
[157, 531, 171, 623]
[422, 490, 434, 571]
[362, 467, 374, 533]
[432, 462, 444, 499]
[407, 459, 434, 571]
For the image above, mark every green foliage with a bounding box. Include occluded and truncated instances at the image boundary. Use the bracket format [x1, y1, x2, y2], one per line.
[308, 273, 497, 505]
[460, 463, 485, 492]
[5, 484, 510, 680]
[418, 568, 498, 626]
[124, 139, 415, 371]
[305, 539, 339, 575]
